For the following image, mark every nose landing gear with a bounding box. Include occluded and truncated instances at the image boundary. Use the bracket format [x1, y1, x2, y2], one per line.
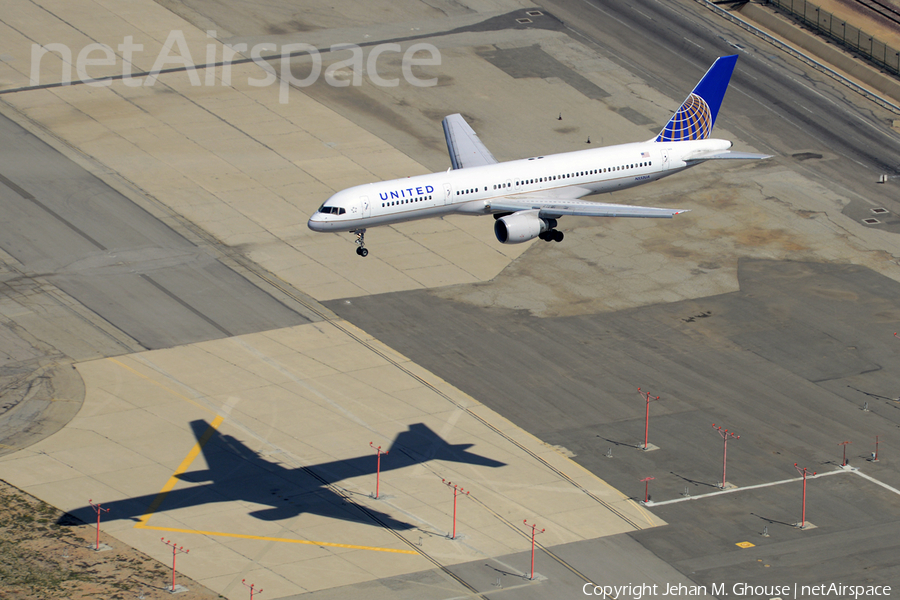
[352, 229, 369, 257]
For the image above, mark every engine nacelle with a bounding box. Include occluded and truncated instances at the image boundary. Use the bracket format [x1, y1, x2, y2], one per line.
[494, 211, 556, 244]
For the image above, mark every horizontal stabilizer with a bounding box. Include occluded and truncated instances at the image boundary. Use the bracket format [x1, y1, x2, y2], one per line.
[442, 113, 498, 169]
[489, 199, 688, 219]
[685, 150, 772, 161]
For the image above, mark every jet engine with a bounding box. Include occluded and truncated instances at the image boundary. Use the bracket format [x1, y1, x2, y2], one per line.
[494, 211, 559, 244]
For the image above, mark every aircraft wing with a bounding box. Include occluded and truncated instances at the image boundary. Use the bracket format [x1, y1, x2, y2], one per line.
[442, 113, 498, 169]
[488, 198, 688, 219]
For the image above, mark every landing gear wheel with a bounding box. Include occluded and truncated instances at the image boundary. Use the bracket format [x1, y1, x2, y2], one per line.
[553, 230, 564, 242]
[352, 229, 368, 257]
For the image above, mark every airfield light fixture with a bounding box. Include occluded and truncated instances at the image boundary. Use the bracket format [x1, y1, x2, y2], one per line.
[793, 464, 816, 529]
[712, 424, 740, 489]
[161, 538, 189, 593]
[637, 388, 661, 450]
[839, 440, 851, 466]
[523, 519, 545, 581]
[87, 499, 110, 551]
[441, 479, 470, 540]
[242, 579, 263, 599]
[640, 476, 655, 504]
[369, 442, 388, 499]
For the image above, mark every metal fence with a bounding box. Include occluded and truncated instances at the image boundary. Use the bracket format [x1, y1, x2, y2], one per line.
[766, 0, 900, 76]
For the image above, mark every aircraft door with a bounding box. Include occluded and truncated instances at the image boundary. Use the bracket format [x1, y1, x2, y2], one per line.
[443, 183, 452, 205]
[359, 195, 370, 218]
[661, 148, 670, 171]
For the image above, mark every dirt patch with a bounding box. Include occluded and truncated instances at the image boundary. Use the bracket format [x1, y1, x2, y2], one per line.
[0, 480, 222, 600]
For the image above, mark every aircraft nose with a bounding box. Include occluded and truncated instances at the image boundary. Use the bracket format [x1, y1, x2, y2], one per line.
[308, 215, 327, 232]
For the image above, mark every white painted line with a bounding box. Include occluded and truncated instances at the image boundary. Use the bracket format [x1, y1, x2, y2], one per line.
[684, 37, 704, 50]
[647, 469, 848, 506]
[853, 470, 900, 496]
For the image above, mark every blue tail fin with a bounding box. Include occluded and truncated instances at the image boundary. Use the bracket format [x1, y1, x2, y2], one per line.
[655, 55, 738, 142]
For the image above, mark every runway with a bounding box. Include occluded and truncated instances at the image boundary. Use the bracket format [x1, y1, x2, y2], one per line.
[2, 0, 900, 597]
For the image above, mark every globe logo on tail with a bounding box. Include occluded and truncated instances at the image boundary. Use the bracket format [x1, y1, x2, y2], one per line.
[655, 93, 712, 142]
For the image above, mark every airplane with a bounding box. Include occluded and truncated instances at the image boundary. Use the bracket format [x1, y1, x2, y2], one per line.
[60, 421, 505, 528]
[308, 54, 770, 257]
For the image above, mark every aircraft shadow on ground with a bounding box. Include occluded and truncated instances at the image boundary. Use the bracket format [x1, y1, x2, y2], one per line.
[60, 421, 505, 530]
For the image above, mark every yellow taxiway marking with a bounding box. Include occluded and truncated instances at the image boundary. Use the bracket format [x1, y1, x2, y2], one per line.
[736, 541, 755, 548]
[136, 524, 417, 554]
[133, 415, 415, 555]
[136, 415, 225, 526]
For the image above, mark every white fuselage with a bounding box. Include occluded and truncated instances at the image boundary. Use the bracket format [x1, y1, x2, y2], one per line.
[308, 138, 730, 233]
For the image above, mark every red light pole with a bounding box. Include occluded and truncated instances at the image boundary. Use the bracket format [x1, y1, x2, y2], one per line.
[523, 520, 545, 580]
[640, 476, 655, 503]
[87, 499, 110, 551]
[441, 479, 469, 540]
[242, 579, 263, 599]
[712, 424, 739, 488]
[794, 463, 816, 529]
[369, 442, 388, 499]
[839, 440, 851, 466]
[873, 435, 880, 462]
[161, 538, 189, 592]
[637, 388, 660, 450]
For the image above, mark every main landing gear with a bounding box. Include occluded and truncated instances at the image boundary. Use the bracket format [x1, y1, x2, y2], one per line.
[539, 229, 564, 242]
[352, 229, 369, 257]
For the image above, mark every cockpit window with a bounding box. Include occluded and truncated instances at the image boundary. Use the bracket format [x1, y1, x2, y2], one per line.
[317, 204, 346, 215]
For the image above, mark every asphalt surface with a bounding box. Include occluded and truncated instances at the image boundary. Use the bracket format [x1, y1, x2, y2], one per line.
[0, 112, 312, 351]
[542, 0, 900, 224]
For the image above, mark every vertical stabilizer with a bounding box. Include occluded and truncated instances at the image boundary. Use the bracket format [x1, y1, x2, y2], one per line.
[655, 55, 738, 142]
